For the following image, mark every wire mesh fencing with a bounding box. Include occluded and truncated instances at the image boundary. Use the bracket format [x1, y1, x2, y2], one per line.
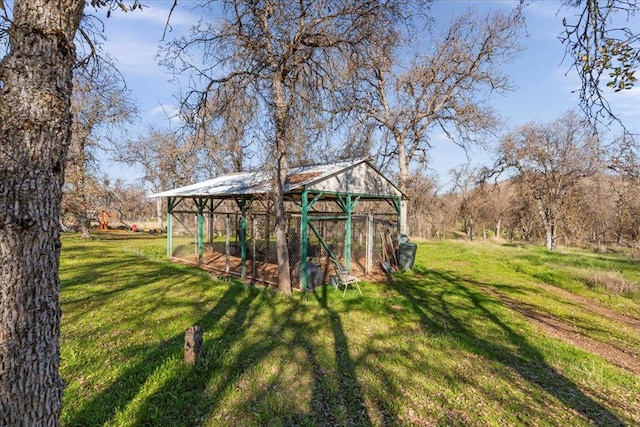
[167, 202, 400, 288]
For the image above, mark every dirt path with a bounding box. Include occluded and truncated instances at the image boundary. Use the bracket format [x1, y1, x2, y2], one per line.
[535, 282, 640, 330]
[482, 285, 640, 376]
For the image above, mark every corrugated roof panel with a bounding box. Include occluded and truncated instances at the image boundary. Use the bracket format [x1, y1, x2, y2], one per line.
[148, 157, 403, 199]
[149, 171, 269, 198]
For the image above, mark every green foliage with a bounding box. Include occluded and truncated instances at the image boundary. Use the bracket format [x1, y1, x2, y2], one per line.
[59, 235, 640, 426]
[560, 0, 639, 125]
[601, 38, 639, 92]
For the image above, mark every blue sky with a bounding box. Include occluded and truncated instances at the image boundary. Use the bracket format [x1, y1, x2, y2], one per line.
[97, 0, 640, 189]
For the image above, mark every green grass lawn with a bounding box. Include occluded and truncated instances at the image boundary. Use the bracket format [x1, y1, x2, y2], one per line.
[59, 234, 640, 426]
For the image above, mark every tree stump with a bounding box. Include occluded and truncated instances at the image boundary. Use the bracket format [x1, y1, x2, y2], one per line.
[184, 325, 204, 365]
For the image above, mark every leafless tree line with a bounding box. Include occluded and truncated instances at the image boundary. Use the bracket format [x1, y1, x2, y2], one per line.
[406, 110, 640, 252]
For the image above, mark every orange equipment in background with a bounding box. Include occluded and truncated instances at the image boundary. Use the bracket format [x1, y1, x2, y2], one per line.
[99, 210, 112, 231]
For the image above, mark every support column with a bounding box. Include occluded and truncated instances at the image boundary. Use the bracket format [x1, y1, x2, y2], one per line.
[337, 194, 360, 272]
[345, 194, 352, 271]
[225, 214, 230, 273]
[400, 199, 408, 236]
[238, 197, 248, 279]
[252, 215, 257, 279]
[395, 197, 402, 241]
[300, 191, 309, 292]
[196, 198, 206, 265]
[166, 197, 174, 258]
[366, 213, 374, 273]
[208, 205, 214, 243]
[299, 192, 324, 291]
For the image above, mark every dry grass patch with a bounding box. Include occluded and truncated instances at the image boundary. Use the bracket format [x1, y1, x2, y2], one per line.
[578, 268, 637, 295]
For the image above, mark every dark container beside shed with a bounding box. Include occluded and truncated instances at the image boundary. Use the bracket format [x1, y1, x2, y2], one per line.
[397, 242, 417, 271]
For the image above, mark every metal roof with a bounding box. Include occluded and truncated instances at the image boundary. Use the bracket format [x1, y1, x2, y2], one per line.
[148, 157, 404, 199]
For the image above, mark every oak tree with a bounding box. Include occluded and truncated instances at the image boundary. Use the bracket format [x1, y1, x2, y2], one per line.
[496, 110, 603, 250]
[0, 1, 85, 424]
[0, 1, 140, 423]
[115, 129, 210, 229]
[163, 0, 414, 294]
[64, 67, 137, 237]
[359, 8, 523, 233]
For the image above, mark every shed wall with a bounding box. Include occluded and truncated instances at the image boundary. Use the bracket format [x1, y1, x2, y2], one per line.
[307, 162, 402, 197]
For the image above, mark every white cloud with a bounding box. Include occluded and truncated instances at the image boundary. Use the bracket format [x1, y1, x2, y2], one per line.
[608, 86, 640, 124]
[151, 103, 177, 117]
[150, 103, 183, 125]
[99, 1, 203, 78]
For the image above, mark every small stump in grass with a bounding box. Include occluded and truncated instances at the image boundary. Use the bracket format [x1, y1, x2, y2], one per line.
[184, 325, 204, 365]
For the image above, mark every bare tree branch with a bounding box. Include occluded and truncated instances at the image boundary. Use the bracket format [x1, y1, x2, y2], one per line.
[560, 0, 640, 129]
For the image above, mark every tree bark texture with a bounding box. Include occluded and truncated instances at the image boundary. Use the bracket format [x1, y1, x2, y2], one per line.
[395, 130, 409, 236]
[271, 73, 292, 295]
[0, 1, 84, 425]
[156, 197, 164, 230]
[538, 201, 558, 251]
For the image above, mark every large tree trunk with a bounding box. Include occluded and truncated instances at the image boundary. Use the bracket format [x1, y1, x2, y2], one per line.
[78, 211, 92, 239]
[537, 200, 558, 251]
[396, 131, 409, 236]
[549, 222, 558, 250]
[467, 216, 475, 241]
[542, 221, 558, 250]
[156, 197, 164, 230]
[0, 1, 84, 425]
[272, 74, 292, 295]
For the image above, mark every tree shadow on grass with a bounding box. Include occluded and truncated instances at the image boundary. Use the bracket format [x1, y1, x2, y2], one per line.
[125, 284, 271, 426]
[122, 284, 372, 426]
[65, 281, 249, 426]
[391, 266, 625, 426]
[307, 285, 372, 426]
[65, 275, 373, 426]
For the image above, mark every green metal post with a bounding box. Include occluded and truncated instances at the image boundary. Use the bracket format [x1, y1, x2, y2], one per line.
[166, 197, 173, 258]
[225, 214, 230, 273]
[240, 198, 247, 278]
[395, 196, 402, 241]
[345, 194, 352, 271]
[300, 191, 309, 291]
[366, 212, 374, 273]
[341, 194, 361, 272]
[197, 198, 205, 264]
[208, 207, 214, 243]
[252, 216, 257, 279]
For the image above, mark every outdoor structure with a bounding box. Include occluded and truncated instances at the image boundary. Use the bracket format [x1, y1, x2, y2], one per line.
[149, 158, 405, 291]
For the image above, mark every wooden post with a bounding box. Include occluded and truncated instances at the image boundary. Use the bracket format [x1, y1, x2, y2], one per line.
[184, 325, 204, 365]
